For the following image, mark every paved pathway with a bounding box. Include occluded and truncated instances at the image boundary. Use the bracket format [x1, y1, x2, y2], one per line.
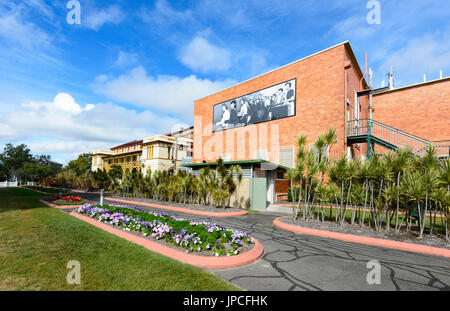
[71, 193, 450, 291]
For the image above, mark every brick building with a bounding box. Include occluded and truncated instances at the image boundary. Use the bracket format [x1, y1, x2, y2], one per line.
[183, 41, 450, 211]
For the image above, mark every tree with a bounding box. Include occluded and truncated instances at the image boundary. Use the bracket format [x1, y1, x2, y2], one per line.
[108, 165, 123, 182]
[0, 162, 7, 180]
[0, 143, 62, 183]
[92, 168, 111, 191]
[65, 153, 92, 176]
[0, 143, 33, 179]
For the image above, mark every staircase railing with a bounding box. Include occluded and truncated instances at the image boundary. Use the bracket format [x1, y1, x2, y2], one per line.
[347, 119, 450, 157]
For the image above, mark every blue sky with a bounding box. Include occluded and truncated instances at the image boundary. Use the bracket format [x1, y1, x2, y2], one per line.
[0, 0, 449, 165]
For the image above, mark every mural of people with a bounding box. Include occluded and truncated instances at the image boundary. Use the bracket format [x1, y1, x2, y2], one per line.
[213, 78, 296, 132]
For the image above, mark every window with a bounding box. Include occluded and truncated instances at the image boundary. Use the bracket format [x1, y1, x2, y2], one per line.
[219, 154, 231, 161]
[279, 146, 294, 168]
[276, 171, 285, 180]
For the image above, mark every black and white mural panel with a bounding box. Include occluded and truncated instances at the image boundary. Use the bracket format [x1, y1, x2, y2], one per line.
[212, 78, 296, 132]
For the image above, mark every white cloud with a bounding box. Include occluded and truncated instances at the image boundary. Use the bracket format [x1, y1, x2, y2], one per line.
[23, 92, 86, 115]
[84, 5, 125, 31]
[379, 30, 450, 83]
[139, 0, 194, 26]
[179, 37, 231, 73]
[0, 92, 188, 165]
[93, 66, 236, 119]
[114, 51, 138, 67]
[328, 15, 377, 40]
[23, 0, 54, 19]
[0, 8, 50, 49]
[0, 93, 182, 144]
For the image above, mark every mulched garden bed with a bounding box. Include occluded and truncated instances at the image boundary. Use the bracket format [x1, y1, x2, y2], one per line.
[108, 195, 247, 214]
[279, 217, 450, 250]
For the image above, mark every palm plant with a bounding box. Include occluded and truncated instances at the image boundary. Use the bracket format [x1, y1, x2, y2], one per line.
[303, 151, 319, 220]
[230, 165, 243, 208]
[294, 133, 307, 216]
[286, 168, 297, 217]
[402, 171, 426, 236]
[329, 154, 348, 223]
[392, 147, 413, 232]
[357, 159, 373, 226]
[342, 157, 360, 226]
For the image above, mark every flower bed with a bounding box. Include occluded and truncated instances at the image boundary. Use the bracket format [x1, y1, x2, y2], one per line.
[76, 203, 254, 256]
[53, 195, 87, 206]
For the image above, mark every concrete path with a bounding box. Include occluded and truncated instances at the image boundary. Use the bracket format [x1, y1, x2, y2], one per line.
[70, 193, 450, 291]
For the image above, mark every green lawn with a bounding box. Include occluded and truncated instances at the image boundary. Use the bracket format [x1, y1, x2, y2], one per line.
[0, 187, 238, 291]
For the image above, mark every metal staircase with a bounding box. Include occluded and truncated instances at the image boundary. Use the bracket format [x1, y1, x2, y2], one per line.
[347, 119, 450, 158]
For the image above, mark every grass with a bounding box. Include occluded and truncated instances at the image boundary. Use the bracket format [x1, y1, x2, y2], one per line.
[0, 187, 238, 291]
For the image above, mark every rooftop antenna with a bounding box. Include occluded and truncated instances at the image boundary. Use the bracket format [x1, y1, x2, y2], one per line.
[387, 67, 394, 90]
[423, 74, 427, 82]
[440, 70, 443, 79]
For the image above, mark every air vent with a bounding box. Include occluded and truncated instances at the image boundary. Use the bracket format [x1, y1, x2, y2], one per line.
[279, 146, 294, 168]
[254, 150, 268, 160]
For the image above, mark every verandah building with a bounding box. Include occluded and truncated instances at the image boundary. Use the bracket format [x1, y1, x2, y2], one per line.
[92, 127, 194, 175]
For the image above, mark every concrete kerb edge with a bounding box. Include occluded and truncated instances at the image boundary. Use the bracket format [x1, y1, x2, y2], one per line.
[273, 216, 450, 258]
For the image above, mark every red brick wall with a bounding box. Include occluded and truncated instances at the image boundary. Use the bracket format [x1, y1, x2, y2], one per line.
[372, 78, 450, 141]
[193, 43, 366, 164]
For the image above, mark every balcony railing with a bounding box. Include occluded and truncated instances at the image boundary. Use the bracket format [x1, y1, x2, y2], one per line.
[347, 119, 450, 157]
[104, 161, 142, 170]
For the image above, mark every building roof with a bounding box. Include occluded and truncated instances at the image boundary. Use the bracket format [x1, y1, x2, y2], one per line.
[372, 76, 450, 96]
[142, 134, 192, 146]
[182, 159, 290, 170]
[92, 150, 114, 156]
[110, 140, 143, 150]
[164, 125, 194, 137]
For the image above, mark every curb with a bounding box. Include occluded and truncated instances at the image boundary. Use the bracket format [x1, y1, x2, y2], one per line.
[39, 199, 84, 210]
[70, 211, 264, 269]
[273, 216, 450, 258]
[105, 197, 248, 218]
